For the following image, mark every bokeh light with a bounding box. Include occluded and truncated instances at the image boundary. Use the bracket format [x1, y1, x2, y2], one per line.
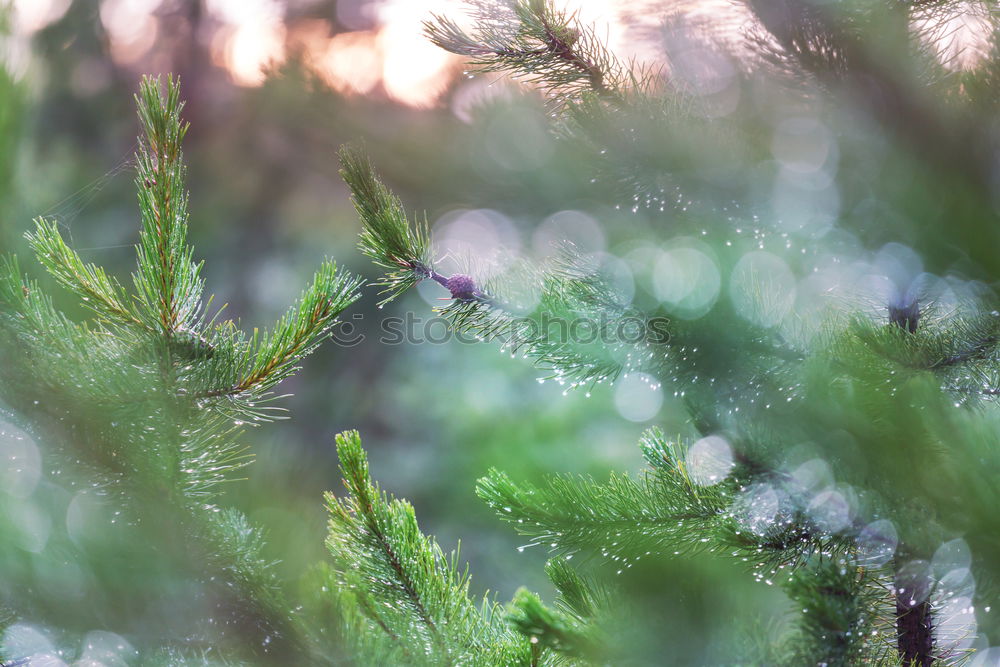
[856, 519, 898, 567]
[1, 624, 60, 666]
[685, 434, 733, 486]
[533, 210, 606, 258]
[11, 0, 71, 34]
[805, 489, 851, 534]
[434, 208, 521, 279]
[0, 421, 41, 499]
[99, 0, 162, 65]
[653, 243, 720, 318]
[732, 482, 782, 537]
[730, 250, 796, 328]
[613, 372, 662, 422]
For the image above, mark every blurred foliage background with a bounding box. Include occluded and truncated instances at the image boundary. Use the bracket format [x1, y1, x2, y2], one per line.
[2, 1, 758, 661]
[4, 0, 997, 663]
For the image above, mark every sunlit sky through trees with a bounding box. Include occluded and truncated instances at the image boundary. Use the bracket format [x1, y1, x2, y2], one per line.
[7, 0, 992, 109]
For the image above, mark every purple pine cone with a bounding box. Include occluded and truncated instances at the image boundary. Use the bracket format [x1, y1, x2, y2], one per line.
[446, 273, 477, 300]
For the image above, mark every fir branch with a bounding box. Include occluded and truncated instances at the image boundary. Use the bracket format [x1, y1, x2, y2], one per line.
[325, 430, 537, 666]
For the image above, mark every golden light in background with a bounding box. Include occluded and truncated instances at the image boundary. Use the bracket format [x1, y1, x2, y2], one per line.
[206, 0, 287, 86]
[285, 0, 635, 108]
[377, 0, 458, 107]
[914, 1, 991, 71]
[10, 0, 995, 105]
[322, 0, 747, 108]
[212, 21, 287, 86]
[554, 0, 630, 54]
[100, 0, 163, 65]
[193, 0, 999, 96]
[370, 0, 649, 106]
[312, 29, 383, 96]
[12, 0, 72, 34]
[6, 0, 73, 77]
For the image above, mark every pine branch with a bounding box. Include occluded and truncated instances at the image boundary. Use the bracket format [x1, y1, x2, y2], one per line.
[544, 557, 607, 622]
[339, 145, 433, 306]
[849, 300, 1000, 371]
[176, 413, 253, 497]
[784, 558, 890, 666]
[0, 76, 367, 662]
[746, 0, 996, 211]
[0, 254, 91, 357]
[339, 144, 482, 307]
[131, 75, 202, 336]
[894, 561, 935, 667]
[297, 562, 410, 665]
[505, 558, 617, 663]
[0, 27, 21, 224]
[877, 304, 940, 667]
[476, 432, 732, 560]
[482, 426, 862, 580]
[325, 430, 537, 666]
[425, 0, 632, 104]
[343, 149, 674, 386]
[231, 260, 361, 397]
[435, 253, 671, 387]
[506, 589, 598, 661]
[25, 218, 146, 329]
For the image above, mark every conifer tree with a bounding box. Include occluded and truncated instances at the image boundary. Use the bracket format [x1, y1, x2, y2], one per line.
[337, 1, 1000, 665]
[4, 3, 1000, 666]
[0, 76, 362, 665]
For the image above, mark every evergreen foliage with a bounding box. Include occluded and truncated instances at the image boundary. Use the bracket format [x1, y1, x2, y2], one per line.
[340, 1, 1000, 665]
[342, 147, 433, 307]
[425, 0, 631, 104]
[342, 150, 666, 386]
[324, 430, 536, 666]
[3, 1, 1000, 665]
[0, 76, 361, 664]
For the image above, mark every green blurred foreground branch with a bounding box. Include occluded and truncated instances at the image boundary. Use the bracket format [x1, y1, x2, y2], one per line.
[0, 76, 362, 664]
